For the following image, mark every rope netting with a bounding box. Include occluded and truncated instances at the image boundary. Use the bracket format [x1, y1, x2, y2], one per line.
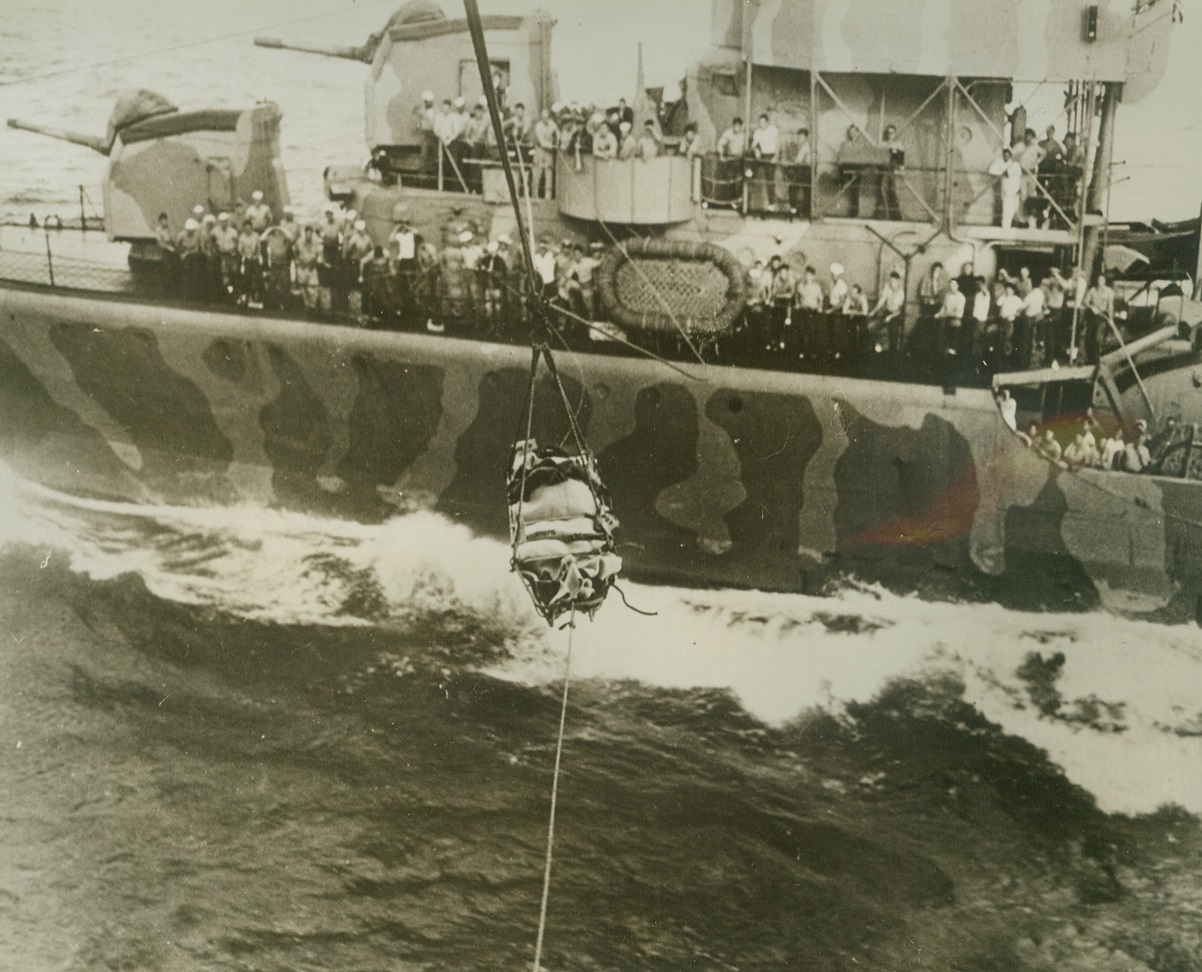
[595, 237, 747, 337]
[613, 258, 731, 330]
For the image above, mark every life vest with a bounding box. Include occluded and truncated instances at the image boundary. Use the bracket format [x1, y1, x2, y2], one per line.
[508, 437, 621, 624]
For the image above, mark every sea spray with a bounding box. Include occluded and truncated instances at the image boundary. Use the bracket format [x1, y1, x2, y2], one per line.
[5, 461, 1201, 815]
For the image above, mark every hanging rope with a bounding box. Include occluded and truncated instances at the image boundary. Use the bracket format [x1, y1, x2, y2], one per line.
[532, 606, 575, 972]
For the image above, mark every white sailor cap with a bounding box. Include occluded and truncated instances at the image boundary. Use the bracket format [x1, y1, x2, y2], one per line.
[453, 96, 465, 108]
[497, 233, 512, 245]
[217, 212, 230, 221]
[551, 102, 564, 113]
[619, 120, 632, 132]
[458, 229, 474, 243]
[422, 90, 434, 101]
[282, 205, 294, 215]
[830, 262, 844, 275]
[486, 241, 498, 253]
[354, 219, 367, 230]
[192, 204, 205, 216]
[346, 209, 358, 220]
[251, 190, 264, 201]
[184, 218, 199, 230]
[202, 213, 216, 224]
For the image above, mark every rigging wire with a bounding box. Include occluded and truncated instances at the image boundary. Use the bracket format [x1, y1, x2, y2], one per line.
[543, 300, 707, 383]
[463, 0, 539, 296]
[532, 605, 576, 972]
[0, 0, 397, 88]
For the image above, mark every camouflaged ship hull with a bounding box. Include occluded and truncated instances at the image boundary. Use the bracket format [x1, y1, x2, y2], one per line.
[2, 281, 1200, 619]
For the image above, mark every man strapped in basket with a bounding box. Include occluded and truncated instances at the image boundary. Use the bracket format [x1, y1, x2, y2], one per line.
[507, 438, 622, 624]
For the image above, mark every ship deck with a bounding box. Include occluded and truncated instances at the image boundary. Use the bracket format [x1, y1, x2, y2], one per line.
[0, 225, 1001, 393]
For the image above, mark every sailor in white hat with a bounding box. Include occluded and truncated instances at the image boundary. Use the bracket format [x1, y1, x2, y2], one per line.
[416, 90, 438, 172]
[212, 211, 239, 293]
[175, 218, 203, 289]
[827, 262, 848, 312]
[461, 229, 483, 270]
[191, 204, 205, 219]
[343, 218, 374, 294]
[245, 189, 272, 233]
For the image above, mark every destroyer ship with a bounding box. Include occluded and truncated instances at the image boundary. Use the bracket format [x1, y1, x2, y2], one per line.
[2, 0, 1198, 621]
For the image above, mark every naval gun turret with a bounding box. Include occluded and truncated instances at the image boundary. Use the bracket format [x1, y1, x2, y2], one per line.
[8, 88, 290, 267]
[256, 1, 555, 182]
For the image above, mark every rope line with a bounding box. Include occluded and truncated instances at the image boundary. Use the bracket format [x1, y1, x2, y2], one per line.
[532, 605, 576, 972]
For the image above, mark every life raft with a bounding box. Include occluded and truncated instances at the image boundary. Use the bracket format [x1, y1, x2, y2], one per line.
[595, 237, 747, 336]
[508, 438, 622, 625]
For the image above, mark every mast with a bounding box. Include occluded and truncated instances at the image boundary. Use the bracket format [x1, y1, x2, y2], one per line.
[1080, 81, 1119, 283]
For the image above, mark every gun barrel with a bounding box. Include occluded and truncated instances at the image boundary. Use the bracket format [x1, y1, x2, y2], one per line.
[253, 35, 367, 61]
[6, 118, 109, 154]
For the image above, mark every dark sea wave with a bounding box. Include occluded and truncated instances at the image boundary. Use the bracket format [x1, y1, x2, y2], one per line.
[2, 462, 1201, 970]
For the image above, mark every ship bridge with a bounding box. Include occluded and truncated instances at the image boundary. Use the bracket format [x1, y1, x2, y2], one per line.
[672, 0, 1176, 240]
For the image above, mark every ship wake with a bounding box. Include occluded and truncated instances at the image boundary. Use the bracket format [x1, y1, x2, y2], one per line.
[2, 461, 1200, 816]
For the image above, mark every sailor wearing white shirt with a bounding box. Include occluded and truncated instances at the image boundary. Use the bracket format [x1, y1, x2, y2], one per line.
[1018, 281, 1047, 369]
[716, 117, 746, 159]
[988, 148, 1024, 228]
[751, 114, 780, 208]
[869, 270, 907, 355]
[995, 281, 1024, 368]
[827, 263, 849, 312]
[971, 281, 991, 325]
[751, 113, 779, 158]
[244, 190, 272, 233]
[533, 239, 557, 297]
[935, 279, 966, 357]
[389, 222, 416, 262]
[434, 100, 461, 146]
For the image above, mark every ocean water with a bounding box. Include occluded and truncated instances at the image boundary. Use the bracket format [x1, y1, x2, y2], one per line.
[3, 462, 1202, 970]
[3, 3, 1202, 970]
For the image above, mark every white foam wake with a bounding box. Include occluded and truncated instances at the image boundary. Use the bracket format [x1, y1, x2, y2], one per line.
[513, 585, 1202, 815]
[2, 461, 1200, 816]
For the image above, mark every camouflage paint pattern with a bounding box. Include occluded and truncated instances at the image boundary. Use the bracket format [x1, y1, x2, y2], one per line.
[711, 0, 1173, 92]
[365, 12, 555, 151]
[2, 282, 1199, 620]
[104, 104, 289, 242]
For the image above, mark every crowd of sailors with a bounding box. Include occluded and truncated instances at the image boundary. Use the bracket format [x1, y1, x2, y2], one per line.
[153, 193, 1120, 379]
[404, 92, 681, 196]
[153, 194, 602, 334]
[1002, 394, 1196, 479]
[742, 257, 1117, 378]
[402, 90, 1083, 229]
